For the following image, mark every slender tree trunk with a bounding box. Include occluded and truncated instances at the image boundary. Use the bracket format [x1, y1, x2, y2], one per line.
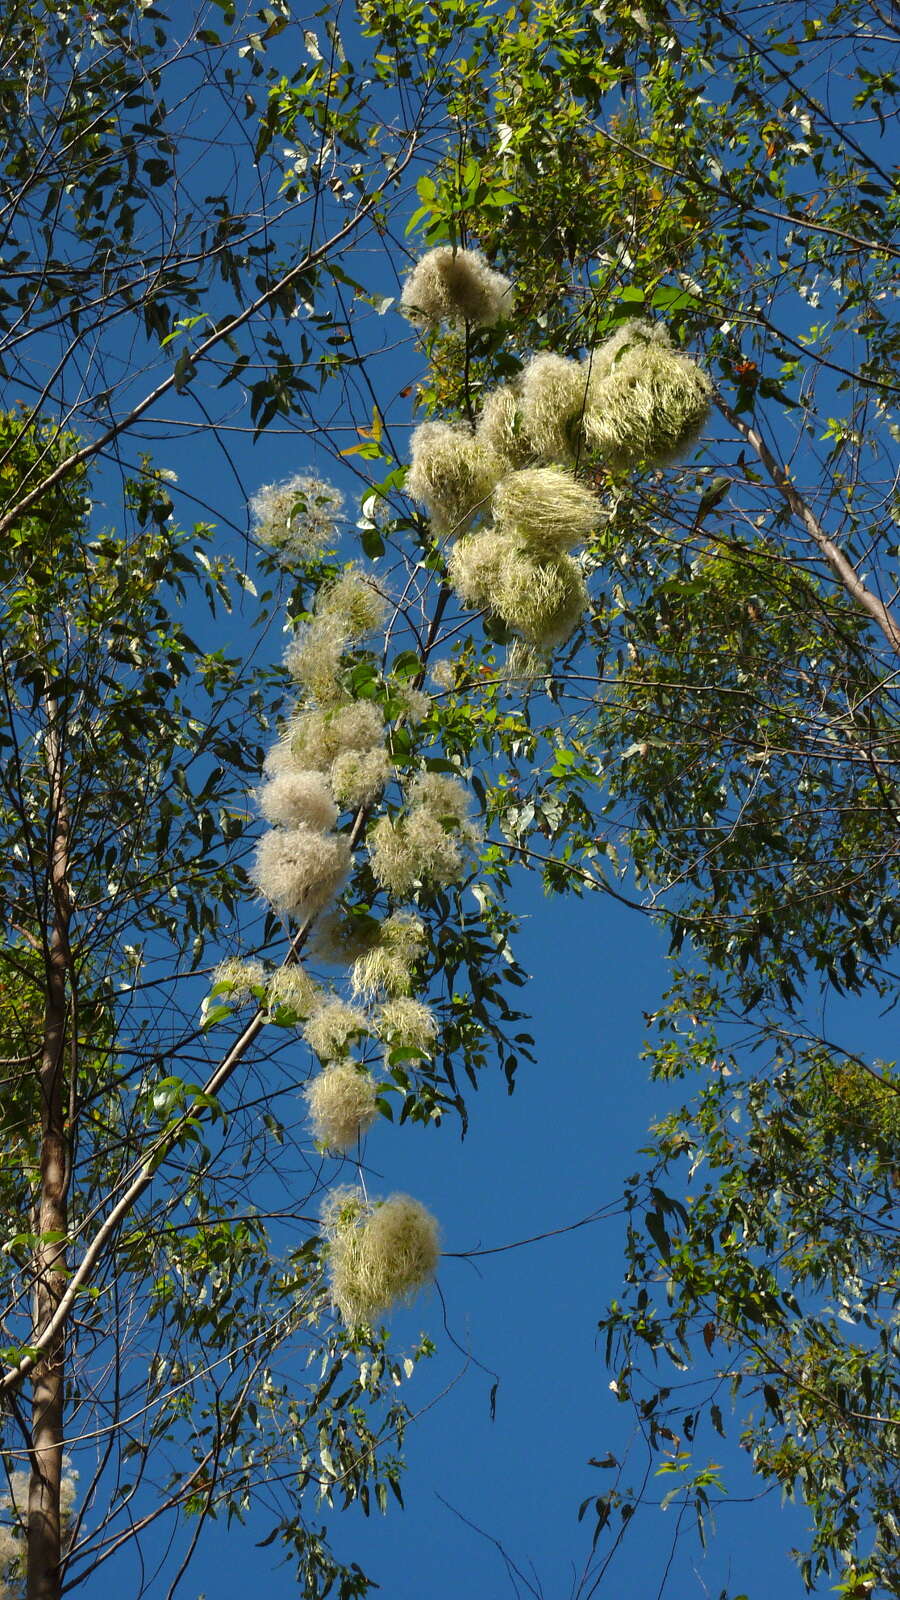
[28, 708, 71, 1600]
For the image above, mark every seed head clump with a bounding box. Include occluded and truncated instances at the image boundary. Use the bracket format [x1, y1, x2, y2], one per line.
[331, 746, 393, 809]
[583, 319, 670, 387]
[518, 353, 588, 463]
[253, 828, 351, 921]
[476, 385, 533, 469]
[316, 567, 387, 641]
[378, 996, 438, 1058]
[447, 528, 515, 611]
[400, 247, 513, 329]
[406, 421, 502, 536]
[305, 1061, 379, 1150]
[211, 958, 267, 1003]
[408, 772, 473, 827]
[430, 657, 457, 693]
[322, 1188, 440, 1325]
[368, 810, 467, 896]
[492, 466, 603, 555]
[496, 552, 588, 649]
[304, 997, 369, 1060]
[257, 769, 338, 831]
[583, 324, 711, 468]
[351, 912, 426, 998]
[284, 620, 346, 706]
[389, 683, 431, 726]
[289, 701, 385, 771]
[449, 528, 587, 650]
[266, 965, 319, 1019]
[250, 474, 343, 558]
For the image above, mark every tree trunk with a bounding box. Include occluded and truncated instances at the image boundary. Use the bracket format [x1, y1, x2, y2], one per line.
[27, 708, 71, 1600]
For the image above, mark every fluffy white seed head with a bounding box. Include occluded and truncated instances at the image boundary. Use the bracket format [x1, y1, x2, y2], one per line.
[351, 912, 426, 998]
[304, 997, 369, 1060]
[284, 618, 346, 706]
[0, 1523, 21, 1582]
[323, 1189, 440, 1325]
[0, 1465, 78, 1577]
[491, 466, 603, 555]
[583, 319, 670, 387]
[305, 1061, 379, 1150]
[430, 657, 457, 693]
[496, 552, 588, 649]
[407, 421, 503, 537]
[331, 745, 393, 810]
[211, 958, 267, 1004]
[447, 527, 517, 611]
[390, 683, 431, 726]
[400, 247, 513, 329]
[250, 474, 343, 558]
[288, 701, 385, 771]
[252, 828, 351, 920]
[449, 529, 587, 649]
[266, 965, 319, 1018]
[378, 996, 438, 1058]
[316, 567, 387, 641]
[582, 322, 711, 467]
[476, 384, 533, 469]
[518, 353, 589, 463]
[257, 769, 338, 831]
[408, 771, 473, 826]
[368, 808, 472, 895]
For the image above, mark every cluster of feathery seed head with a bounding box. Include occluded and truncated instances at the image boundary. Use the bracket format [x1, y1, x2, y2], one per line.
[582, 321, 712, 468]
[322, 1188, 440, 1325]
[211, 957, 267, 1004]
[406, 421, 503, 536]
[266, 964, 319, 1018]
[284, 620, 346, 706]
[351, 912, 426, 998]
[476, 385, 533, 469]
[331, 746, 393, 809]
[407, 771, 473, 826]
[388, 682, 431, 726]
[518, 353, 588, 463]
[0, 1466, 79, 1582]
[368, 771, 479, 896]
[315, 566, 388, 642]
[257, 769, 338, 831]
[285, 566, 386, 707]
[498, 551, 588, 649]
[492, 466, 603, 555]
[448, 528, 587, 650]
[305, 1061, 379, 1150]
[289, 701, 385, 772]
[367, 811, 460, 896]
[303, 996, 369, 1061]
[583, 318, 670, 386]
[447, 527, 516, 611]
[250, 474, 343, 558]
[252, 828, 351, 921]
[430, 657, 458, 693]
[378, 996, 438, 1058]
[400, 247, 513, 329]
